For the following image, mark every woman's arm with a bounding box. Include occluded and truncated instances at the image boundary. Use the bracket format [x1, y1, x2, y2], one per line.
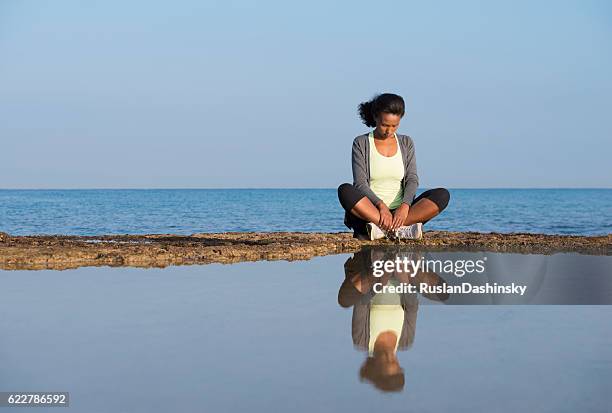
[401, 136, 419, 205]
[351, 137, 383, 206]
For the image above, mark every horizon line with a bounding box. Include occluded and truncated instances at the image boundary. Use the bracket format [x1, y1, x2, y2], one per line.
[1, 187, 611, 191]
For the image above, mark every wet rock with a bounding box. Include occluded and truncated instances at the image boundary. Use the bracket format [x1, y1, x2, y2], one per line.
[0, 231, 609, 270]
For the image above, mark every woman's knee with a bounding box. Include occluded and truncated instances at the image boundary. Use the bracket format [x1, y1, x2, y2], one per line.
[337, 183, 365, 211]
[430, 188, 450, 212]
[338, 183, 352, 197]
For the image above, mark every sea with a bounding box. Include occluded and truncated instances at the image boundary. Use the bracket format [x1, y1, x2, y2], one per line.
[0, 188, 610, 236]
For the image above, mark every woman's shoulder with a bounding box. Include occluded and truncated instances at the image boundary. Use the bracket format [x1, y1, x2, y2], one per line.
[352, 133, 369, 148]
[397, 134, 415, 149]
[353, 133, 369, 142]
[397, 133, 414, 143]
[352, 133, 414, 146]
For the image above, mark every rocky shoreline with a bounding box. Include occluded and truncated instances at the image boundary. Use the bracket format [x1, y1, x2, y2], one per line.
[1, 230, 610, 271]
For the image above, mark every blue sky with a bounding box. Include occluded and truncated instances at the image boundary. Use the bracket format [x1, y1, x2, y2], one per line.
[1, 0, 610, 188]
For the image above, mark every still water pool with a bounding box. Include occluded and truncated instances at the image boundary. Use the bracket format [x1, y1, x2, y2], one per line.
[1, 249, 611, 412]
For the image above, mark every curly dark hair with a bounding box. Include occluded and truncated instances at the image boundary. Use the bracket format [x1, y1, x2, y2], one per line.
[358, 93, 405, 128]
[359, 357, 405, 392]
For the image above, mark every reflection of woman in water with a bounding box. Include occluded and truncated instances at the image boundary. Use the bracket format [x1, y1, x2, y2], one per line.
[338, 247, 448, 392]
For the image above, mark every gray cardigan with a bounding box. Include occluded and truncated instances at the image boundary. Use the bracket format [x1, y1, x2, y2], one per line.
[352, 290, 418, 351]
[352, 133, 419, 207]
[341, 250, 419, 351]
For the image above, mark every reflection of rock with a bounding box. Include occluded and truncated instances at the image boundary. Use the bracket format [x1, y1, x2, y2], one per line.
[0, 231, 610, 270]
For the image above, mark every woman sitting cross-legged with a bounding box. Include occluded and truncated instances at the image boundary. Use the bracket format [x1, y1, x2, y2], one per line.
[338, 93, 450, 240]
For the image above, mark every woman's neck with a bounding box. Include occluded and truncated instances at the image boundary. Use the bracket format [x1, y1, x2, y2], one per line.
[373, 130, 394, 140]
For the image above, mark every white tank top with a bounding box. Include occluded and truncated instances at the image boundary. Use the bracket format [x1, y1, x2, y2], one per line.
[368, 131, 404, 209]
[368, 279, 404, 355]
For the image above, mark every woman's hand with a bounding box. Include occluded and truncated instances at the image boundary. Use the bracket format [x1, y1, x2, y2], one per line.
[391, 203, 410, 230]
[376, 201, 393, 231]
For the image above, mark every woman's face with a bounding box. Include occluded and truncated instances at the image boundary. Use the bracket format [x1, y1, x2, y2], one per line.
[375, 112, 401, 138]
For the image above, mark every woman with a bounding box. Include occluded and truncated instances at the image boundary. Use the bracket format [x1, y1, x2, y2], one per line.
[338, 93, 450, 240]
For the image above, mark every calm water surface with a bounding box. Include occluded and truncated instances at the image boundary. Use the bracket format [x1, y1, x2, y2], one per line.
[1, 250, 611, 412]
